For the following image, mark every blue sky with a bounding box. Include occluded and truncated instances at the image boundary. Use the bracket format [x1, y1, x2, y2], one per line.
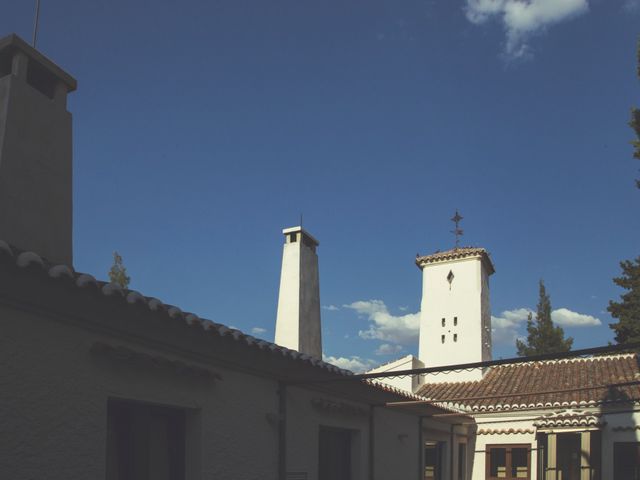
[2, 0, 639, 371]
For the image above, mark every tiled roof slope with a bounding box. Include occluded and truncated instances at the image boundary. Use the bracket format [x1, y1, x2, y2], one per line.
[0, 240, 350, 376]
[416, 247, 495, 274]
[417, 355, 640, 412]
[0, 240, 450, 407]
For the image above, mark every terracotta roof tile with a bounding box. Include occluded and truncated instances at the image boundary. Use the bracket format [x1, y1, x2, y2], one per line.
[417, 355, 640, 412]
[416, 247, 495, 274]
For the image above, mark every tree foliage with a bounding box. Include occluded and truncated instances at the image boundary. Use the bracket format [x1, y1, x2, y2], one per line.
[632, 38, 640, 188]
[608, 257, 640, 345]
[108, 251, 130, 289]
[516, 280, 573, 356]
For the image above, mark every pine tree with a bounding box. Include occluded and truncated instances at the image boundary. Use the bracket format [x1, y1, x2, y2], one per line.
[632, 38, 640, 188]
[108, 251, 130, 289]
[516, 280, 573, 356]
[608, 257, 640, 345]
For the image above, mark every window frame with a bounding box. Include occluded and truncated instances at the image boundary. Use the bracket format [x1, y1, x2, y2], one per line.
[485, 444, 531, 480]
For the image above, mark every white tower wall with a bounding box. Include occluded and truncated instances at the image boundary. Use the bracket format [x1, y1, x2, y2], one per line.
[274, 226, 322, 358]
[417, 251, 493, 383]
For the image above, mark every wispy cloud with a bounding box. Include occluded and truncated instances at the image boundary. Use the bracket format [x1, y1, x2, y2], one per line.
[465, 0, 590, 59]
[375, 343, 404, 356]
[623, 0, 640, 13]
[492, 308, 533, 344]
[323, 355, 377, 373]
[322, 305, 340, 311]
[552, 308, 601, 327]
[251, 327, 267, 335]
[344, 300, 420, 345]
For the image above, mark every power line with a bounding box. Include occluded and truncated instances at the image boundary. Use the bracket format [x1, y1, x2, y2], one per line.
[297, 342, 640, 384]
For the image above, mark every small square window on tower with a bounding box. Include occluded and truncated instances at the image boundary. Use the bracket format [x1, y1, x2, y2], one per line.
[441, 334, 445, 344]
[454, 334, 458, 342]
[454, 317, 458, 326]
[289, 233, 297, 243]
[441, 318, 445, 327]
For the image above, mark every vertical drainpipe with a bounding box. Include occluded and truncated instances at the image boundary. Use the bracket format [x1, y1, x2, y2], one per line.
[278, 382, 287, 480]
[449, 424, 455, 480]
[369, 405, 375, 480]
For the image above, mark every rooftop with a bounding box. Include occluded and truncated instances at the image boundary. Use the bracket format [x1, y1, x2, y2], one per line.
[415, 247, 495, 274]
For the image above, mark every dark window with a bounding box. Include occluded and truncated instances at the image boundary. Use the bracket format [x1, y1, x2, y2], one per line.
[319, 426, 352, 480]
[289, 233, 297, 243]
[614, 442, 640, 480]
[26, 58, 58, 99]
[457, 443, 467, 480]
[106, 399, 185, 480]
[454, 334, 458, 342]
[0, 50, 11, 78]
[424, 441, 444, 480]
[441, 335, 445, 344]
[486, 444, 530, 480]
[442, 318, 446, 327]
[454, 317, 458, 326]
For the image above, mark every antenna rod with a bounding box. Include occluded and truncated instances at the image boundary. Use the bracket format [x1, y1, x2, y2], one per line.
[32, 0, 41, 48]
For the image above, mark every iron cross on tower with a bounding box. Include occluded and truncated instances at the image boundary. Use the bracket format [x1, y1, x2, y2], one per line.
[450, 210, 463, 249]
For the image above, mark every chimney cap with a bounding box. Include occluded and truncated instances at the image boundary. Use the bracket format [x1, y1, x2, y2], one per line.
[282, 226, 319, 247]
[0, 33, 77, 92]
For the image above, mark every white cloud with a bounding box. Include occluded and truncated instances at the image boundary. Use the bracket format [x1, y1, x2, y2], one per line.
[465, 0, 590, 59]
[323, 355, 377, 373]
[344, 300, 420, 345]
[623, 0, 640, 13]
[552, 308, 601, 327]
[375, 343, 404, 356]
[492, 308, 533, 344]
[492, 306, 601, 344]
[322, 305, 340, 311]
[251, 327, 267, 335]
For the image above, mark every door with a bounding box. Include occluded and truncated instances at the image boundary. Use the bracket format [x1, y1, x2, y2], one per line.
[319, 426, 351, 480]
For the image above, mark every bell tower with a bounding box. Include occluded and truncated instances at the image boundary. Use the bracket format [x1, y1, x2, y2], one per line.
[0, 34, 76, 265]
[417, 242, 495, 382]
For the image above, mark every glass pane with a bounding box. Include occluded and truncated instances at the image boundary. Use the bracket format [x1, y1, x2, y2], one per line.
[511, 448, 529, 478]
[490, 448, 507, 478]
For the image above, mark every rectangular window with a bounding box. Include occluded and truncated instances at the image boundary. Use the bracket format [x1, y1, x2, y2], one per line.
[289, 233, 297, 243]
[442, 318, 446, 327]
[486, 445, 530, 480]
[424, 441, 444, 480]
[319, 426, 352, 480]
[441, 335, 445, 344]
[106, 399, 186, 480]
[458, 443, 467, 480]
[454, 334, 458, 342]
[614, 442, 640, 480]
[454, 317, 458, 326]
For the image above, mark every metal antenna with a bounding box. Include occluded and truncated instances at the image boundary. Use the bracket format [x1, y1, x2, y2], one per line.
[450, 210, 463, 249]
[32, 0, 41, 48]
[300, 213, 303, 228]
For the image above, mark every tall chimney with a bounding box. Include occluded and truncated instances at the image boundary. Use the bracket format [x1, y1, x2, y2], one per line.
[274, 226, 322, 359]
[0, 34, 76, 265]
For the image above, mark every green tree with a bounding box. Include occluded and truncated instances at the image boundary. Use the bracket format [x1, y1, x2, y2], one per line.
[516, 280, 573, 356]
[632, 38, 640, 188]
[108, 251, 130, 289]
[608, 257, 640, 345]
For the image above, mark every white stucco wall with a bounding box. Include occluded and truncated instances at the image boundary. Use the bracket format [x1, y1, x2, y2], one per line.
[418, 256, 491, 383]
[274, 227, 322, 358]
[1, 300, 447, 480]
[366, 355, 424, 394]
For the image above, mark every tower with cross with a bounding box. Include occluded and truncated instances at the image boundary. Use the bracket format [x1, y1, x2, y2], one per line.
[415, 212, 494, 383]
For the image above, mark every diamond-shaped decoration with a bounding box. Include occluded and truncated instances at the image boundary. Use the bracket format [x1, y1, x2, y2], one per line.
[447, 270, 454, 284]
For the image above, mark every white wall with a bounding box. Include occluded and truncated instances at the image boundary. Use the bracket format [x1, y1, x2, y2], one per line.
[418, 256, 491, 383]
